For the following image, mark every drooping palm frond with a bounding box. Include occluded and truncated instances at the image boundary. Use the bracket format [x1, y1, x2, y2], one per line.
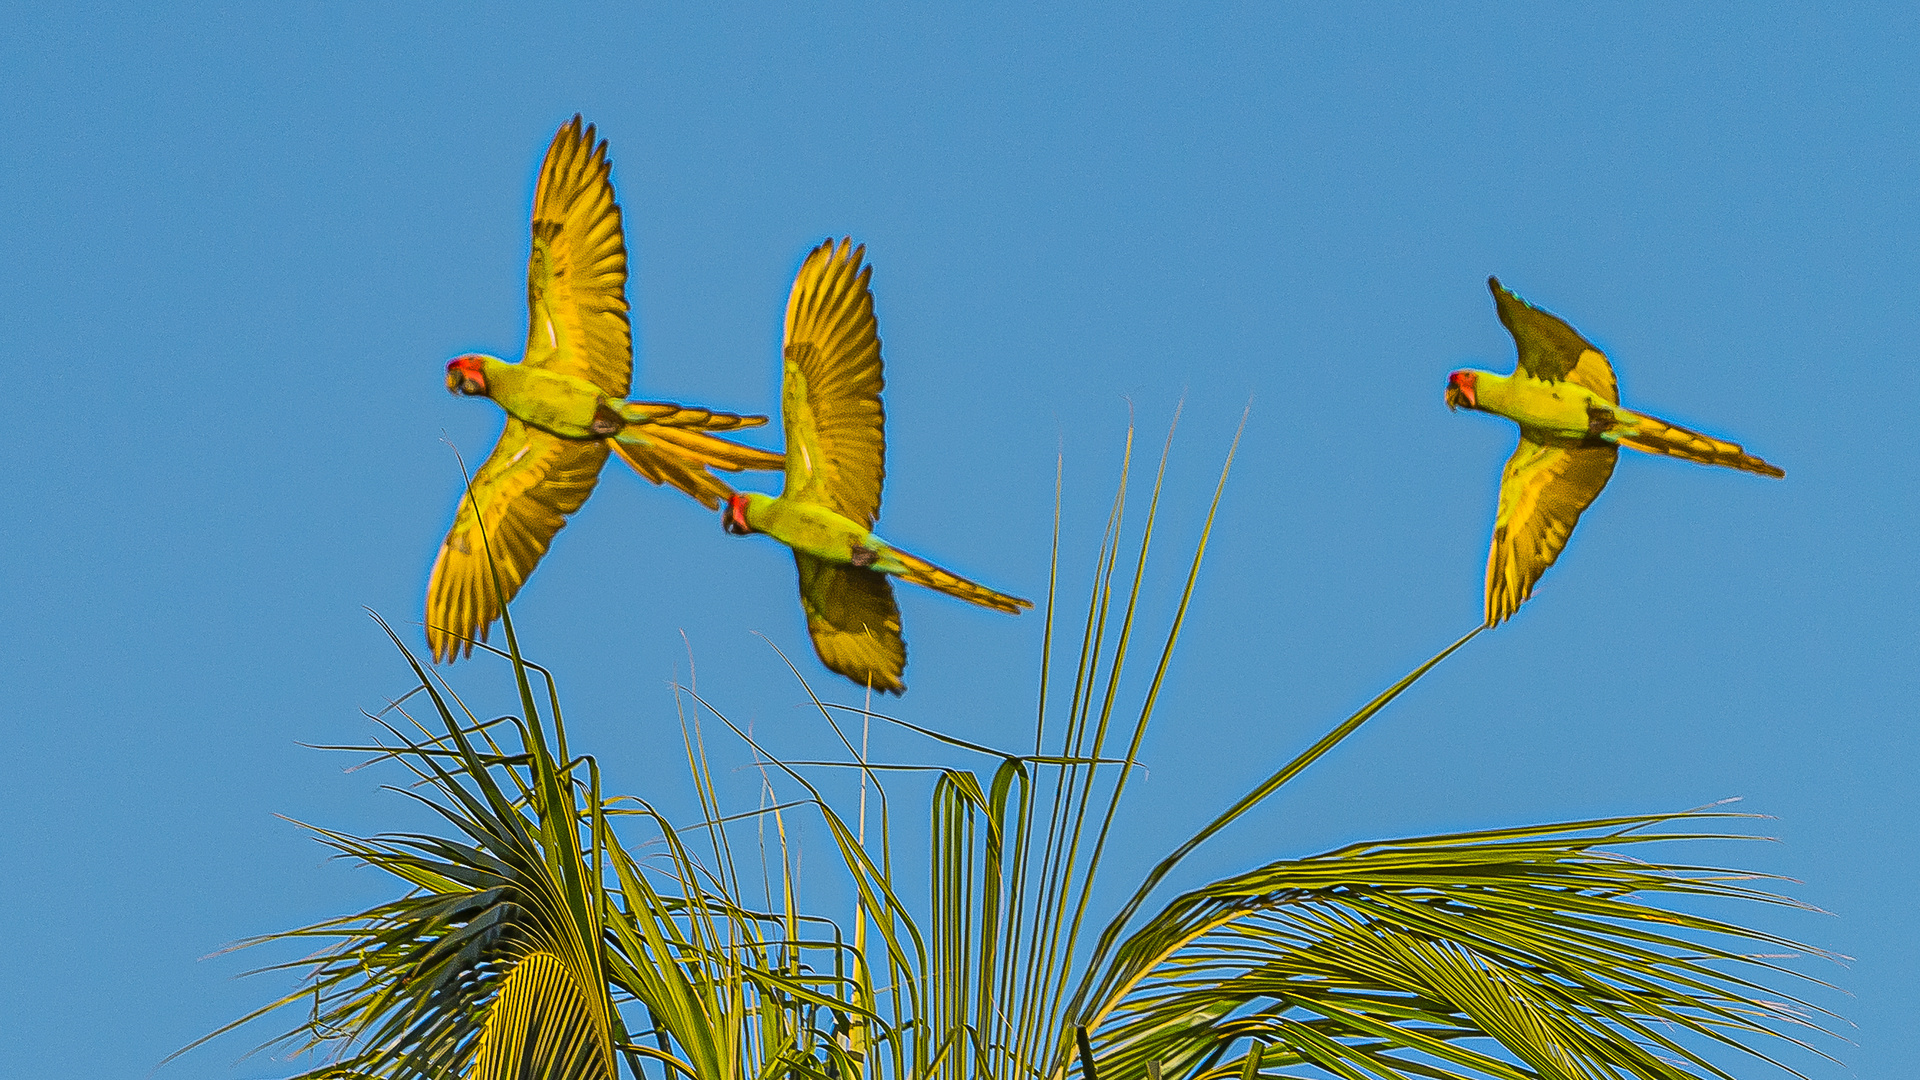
[172, 610, 630, 1080]
[1075, 816, 1840, 1080]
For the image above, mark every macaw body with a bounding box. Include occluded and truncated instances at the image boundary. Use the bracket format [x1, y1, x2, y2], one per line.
[449, 357, 620, 439]
[722, 239, 1029, 694]
[731, 493, 872, 565]
[425, 117, 783, 662]
[1451, 367, 1783, 474]
[1447, 277, 1782, 627]
[448, 354, 764, 442]
[728, 491, 1028, 611]
[1459, 371, 1606, 439]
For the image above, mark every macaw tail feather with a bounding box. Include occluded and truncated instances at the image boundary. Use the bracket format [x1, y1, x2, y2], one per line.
[1615, 409, 1784, 478]
[609, 426, 783, 509]
[616, 400, 770, 431]
[641, 424, 785, 472]
[885, 547, 1031, 614]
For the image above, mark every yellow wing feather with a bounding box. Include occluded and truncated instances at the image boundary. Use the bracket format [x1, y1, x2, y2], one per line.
[1484, 439, 1618, 626]
[1489, 277, 1618, 404]
[525, 116, 632, 397]
[794, 552, 907, 695]
[781, 239, 884, 526]
[426, 421, 608, 660]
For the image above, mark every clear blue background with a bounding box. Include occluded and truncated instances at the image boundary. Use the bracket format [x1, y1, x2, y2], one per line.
[2, 2, 1911, 1076]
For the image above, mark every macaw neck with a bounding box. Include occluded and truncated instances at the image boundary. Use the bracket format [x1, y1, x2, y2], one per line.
[739, 491, 780, 530]
[1468, 370, 1518, 412]
[477, 355, 521, 400]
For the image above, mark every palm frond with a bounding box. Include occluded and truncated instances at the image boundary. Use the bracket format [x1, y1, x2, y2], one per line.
[1078, 816, 1840, 1080]
[170, 611, 629, 1079]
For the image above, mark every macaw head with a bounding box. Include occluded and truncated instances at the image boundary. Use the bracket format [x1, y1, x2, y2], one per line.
[721, 492, 756, 536]
[446, 355, 491, 396]
[1444, 370, 1479, 411]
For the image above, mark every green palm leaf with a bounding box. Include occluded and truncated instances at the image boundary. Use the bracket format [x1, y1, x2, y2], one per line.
[171, 608, 630, 1079]
[1078, 817, 1839, 1080]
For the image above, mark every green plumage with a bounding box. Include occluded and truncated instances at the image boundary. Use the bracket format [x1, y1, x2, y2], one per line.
[1447, 277, 1782, 627]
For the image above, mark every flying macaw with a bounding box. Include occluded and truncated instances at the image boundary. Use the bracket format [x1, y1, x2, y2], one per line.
[721, 238, 1030, 694]
[1446, 277, 1783, 627]
[427, 117, 784, 661]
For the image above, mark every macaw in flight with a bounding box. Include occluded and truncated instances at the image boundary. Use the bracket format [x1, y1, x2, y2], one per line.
[1446, 277, 1783, 627]
[427, 117, 783, 661]
[721, 239, 1030, 694]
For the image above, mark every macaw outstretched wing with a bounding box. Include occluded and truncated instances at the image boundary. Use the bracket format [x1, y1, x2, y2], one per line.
[1490, 277, 1618, 404]
[779, 239, 884, 527]
[524, 116, 632, 398]
[1484, 437, 1618, 626]
[427, 421, 608, 659]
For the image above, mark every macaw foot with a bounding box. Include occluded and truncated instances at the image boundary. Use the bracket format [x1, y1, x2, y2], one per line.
[591, 402, 626, 436]
[1585, 402, 1617, 439]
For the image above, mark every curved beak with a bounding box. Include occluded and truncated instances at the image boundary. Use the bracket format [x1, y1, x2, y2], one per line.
[1445, 372, 1477, 411]
[721, 495, 753, 536]
[446, 357, 488, 396]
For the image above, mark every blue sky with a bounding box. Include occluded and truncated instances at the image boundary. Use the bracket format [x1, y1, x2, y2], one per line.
[2, 2, 1913, 1076]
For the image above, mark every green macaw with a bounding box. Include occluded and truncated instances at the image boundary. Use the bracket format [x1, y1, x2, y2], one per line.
[721, 238, 1031, 694]
[1446, 277, 1784, 627]
[427, 116, 784, 661]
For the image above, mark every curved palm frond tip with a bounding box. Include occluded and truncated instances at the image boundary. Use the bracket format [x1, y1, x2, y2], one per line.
[170, 617, 629, 1079]
[427, 116, 782, 661]
[473, 953, 617, 1080]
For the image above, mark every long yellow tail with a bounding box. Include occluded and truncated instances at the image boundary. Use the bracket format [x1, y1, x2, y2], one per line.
[616, 400, 769, 431]
[1615, 409, 1784, 478]
[885, 547, 1030, 614]
[609, 425, 784, 509]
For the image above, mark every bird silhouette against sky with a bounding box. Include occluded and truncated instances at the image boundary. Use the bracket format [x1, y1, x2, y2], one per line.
[427, 117, 781, 660]
[722, 239, 1029, 693]
[1447, 278, 1783, 626]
